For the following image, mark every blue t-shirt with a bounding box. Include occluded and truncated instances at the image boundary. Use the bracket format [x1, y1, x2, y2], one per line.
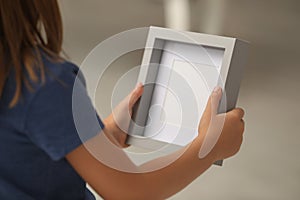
[0, 56, 104, 200]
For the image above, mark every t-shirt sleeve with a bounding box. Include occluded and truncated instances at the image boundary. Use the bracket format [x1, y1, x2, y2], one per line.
[24, 67, 104, 161]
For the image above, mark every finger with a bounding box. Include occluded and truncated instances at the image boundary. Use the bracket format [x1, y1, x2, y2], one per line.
[211, 87, 223, 114]
[228, 107, 245, 119]
[129, 83, 144, 108]
[203, 86, 223, 118]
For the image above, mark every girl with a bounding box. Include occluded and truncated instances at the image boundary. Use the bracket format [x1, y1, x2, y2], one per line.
[0, 0, 245, 199]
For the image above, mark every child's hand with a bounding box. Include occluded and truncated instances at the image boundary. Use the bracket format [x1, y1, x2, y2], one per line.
[197, 87, 245, 162]
[103, 83, 144, 147]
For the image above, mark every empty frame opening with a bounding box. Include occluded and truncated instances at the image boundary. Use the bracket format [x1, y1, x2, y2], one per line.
[143, 40, 225, 145]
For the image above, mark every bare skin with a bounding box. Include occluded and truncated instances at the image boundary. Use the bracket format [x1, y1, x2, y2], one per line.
[66, 85, 245, 200]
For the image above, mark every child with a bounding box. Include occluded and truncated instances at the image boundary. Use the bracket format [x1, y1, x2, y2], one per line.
[0, 1, 245, 199]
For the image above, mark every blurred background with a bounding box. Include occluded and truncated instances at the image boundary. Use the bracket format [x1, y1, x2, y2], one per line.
[59, 0, 300, 199]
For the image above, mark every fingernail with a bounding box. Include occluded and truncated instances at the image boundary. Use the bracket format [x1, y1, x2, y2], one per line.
[213, 86, 221, 93]
[135, 82, 143, 90]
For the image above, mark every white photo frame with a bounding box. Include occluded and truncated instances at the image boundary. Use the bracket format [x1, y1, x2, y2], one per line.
[127, 26, 249, 166]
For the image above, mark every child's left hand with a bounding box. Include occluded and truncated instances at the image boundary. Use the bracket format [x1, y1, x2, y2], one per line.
[103, 83, 144, 147]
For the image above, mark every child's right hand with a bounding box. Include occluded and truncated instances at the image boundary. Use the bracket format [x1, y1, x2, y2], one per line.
[197, 87, 245, 162]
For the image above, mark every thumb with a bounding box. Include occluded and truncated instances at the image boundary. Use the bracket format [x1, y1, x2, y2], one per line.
[203, 86, 223, 118]
[128, 83, 144, 108]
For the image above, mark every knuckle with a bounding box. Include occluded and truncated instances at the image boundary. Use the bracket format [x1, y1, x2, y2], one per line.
[237, 107, 245, 114]
[236, 110, 244, 119]
[227, 111, 239, 121]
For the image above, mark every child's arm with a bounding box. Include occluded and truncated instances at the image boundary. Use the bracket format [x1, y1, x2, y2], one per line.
[66, 88, 245, 200]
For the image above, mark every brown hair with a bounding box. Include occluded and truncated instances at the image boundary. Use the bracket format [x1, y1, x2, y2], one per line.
[0, 0, 63, 107]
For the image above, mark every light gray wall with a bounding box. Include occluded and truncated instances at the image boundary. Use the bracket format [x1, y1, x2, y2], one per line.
[60, 0, 300, 199]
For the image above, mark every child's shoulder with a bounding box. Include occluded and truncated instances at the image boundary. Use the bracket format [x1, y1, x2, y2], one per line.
[22, 55, 84, 108]
[42, 55, 80, 81]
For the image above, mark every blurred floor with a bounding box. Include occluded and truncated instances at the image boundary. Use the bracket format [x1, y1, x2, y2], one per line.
[60, 0, 300, 199]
